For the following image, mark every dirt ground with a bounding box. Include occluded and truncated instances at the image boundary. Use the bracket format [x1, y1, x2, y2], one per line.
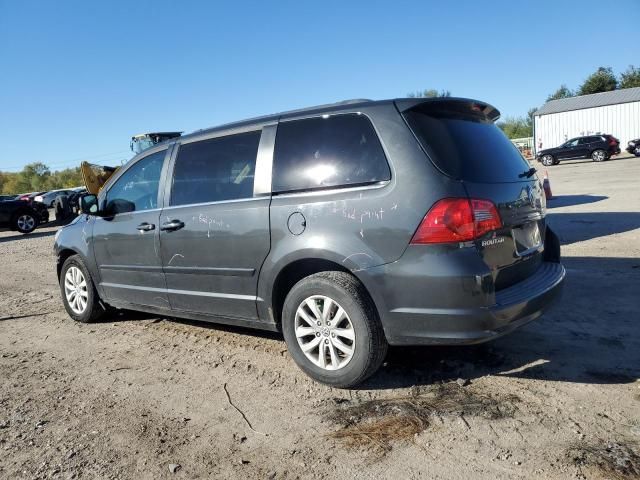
[1, 155, 639, 480]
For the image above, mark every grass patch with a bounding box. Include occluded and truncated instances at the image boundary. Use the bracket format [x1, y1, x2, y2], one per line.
[328, 383, 519, 455]
[568, 440, 640, 479]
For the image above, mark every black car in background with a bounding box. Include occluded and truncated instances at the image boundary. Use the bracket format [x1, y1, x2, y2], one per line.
[0, 199, 41, 233]
[15, 192, 50, 224]
[626, 138, 640, 157]
[536, 134, 620, 166]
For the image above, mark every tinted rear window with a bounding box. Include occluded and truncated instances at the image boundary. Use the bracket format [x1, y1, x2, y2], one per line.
[404, 107, 531, 183]
[272, 114, 390, 193]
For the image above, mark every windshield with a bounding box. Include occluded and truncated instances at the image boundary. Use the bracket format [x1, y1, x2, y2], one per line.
[131, 138, 156, 155]
[404, 106, 531, 183]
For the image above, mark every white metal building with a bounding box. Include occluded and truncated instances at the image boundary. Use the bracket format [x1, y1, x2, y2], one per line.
[533, 87, 640, 154]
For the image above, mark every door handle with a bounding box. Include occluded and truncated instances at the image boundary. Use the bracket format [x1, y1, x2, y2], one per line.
[160, 220, 185, 231]
[136, 222, 155, 232]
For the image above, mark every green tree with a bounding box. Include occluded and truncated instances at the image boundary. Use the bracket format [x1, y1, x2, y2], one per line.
[46, 167, 83, 189]
[18, 162, 51, 191]
[547, 84, 573, 101]
[497, 116, 531, 139]
[578, 67, 617, 95]
[619, 65, 640, 89]
[496, 106, 537, 139]
[1, 163, 85, 194]
[407, 89, 451, 98]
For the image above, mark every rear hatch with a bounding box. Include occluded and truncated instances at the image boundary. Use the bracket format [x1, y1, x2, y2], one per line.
[401, 99, 546, 290]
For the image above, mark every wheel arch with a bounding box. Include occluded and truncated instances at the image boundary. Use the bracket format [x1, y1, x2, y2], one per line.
[269, 257, 379, 328]
[56, 248, 83, 279]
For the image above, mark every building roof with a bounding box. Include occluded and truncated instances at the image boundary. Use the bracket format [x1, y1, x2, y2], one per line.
[535, 87, 640, 116]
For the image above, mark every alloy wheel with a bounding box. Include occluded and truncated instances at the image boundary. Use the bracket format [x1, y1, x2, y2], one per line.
[294, 295, 356, 370]
[592, 150, 606, 162]
[64, 266, 88, 314]
[17, 214, 35, 232]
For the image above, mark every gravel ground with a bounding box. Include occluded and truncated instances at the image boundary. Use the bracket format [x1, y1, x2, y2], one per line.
[1, 154, 639, 479]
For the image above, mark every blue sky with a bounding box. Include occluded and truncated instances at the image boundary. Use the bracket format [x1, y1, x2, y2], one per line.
[0, 0, 638, 172]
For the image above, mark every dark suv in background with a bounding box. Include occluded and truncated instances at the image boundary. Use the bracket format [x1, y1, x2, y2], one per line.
[536, 134, 620, 166]
[55, 98, 565, 387]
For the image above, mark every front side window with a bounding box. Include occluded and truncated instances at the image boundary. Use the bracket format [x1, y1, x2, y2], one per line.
[105, 150, 165, 214]
[565, 139, 579, 147]
[170, 131, 261, 206]
[272, 114, 390, 193]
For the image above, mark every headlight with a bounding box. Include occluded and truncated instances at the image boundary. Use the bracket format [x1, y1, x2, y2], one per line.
[630, 142, 636, 146]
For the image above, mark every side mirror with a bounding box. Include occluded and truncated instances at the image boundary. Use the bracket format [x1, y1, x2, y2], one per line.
[79, 194, 100, 215]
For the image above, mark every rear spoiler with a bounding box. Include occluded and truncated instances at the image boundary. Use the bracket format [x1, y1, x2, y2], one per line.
[395, 97, 501, 123]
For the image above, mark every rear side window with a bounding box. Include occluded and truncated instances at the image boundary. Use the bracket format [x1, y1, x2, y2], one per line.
[170, 131, 261, 206]
[404, 106, 531, 183]
[272, 114, 390, 193]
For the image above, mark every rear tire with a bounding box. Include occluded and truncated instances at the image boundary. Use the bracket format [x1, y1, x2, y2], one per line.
[541, 154, 554, 166]
[60, 255, 106, 323]
[281, 271, 387, 388]
[12, 211, 38, 234]
[591, 149, 606, 162]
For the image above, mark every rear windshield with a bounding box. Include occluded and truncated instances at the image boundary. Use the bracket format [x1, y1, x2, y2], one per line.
[404, 106, 531, 183]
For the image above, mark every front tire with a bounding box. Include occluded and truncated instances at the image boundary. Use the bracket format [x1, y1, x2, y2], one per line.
[282, 271, 387, 388]
[13, 211, 38, 234]
[60, 255, 106, 323]
[591, 149, 607, 162]
[634, 146, 640, 157]
[541, 154, 554, 166]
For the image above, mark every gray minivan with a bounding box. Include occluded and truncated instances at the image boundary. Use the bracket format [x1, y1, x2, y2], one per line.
[55, 98, 565, 387]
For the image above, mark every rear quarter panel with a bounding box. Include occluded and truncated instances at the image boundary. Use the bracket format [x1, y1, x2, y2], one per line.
[257, 103, 468, 322]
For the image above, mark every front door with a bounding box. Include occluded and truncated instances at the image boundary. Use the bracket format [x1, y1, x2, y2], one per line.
[575, 137, 592, 158]
[558, 138, 580, 159]
[93, 148, 170, 309]
[159, 129, 271, 319]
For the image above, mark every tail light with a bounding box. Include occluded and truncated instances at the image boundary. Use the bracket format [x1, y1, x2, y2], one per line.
[410, 198, 502, 244]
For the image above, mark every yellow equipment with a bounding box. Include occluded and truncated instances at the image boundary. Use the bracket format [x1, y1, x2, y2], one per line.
[81, 162, 119, 195]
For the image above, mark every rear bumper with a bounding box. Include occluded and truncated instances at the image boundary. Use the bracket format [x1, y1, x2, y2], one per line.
[379, 262, 565, 346]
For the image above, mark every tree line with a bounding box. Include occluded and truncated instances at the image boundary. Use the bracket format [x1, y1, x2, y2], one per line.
[409, 64, 640, 139]
[0, 162, 84, 195]
[547, 65, 640, 101]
